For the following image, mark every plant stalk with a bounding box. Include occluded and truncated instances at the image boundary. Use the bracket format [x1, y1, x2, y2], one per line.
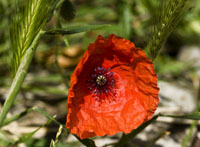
[0, 31, 42, 126]
[114, 115, 158, 147]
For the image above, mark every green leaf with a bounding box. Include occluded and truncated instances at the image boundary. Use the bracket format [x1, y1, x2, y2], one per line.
[114, 115, 159, 147]
[44, 24, 111, 35]
[160, 112, 200, 120]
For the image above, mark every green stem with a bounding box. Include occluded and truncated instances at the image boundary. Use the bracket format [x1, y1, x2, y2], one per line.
[1, 107, 35, 127]
[114, 115, 158, 147]
[182, 120, 197, 147]
[182, 79, 200, 147]
[0, 31, 42, 126]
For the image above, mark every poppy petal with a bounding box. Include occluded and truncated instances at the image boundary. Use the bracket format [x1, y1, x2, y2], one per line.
[66, 34, 159, 139]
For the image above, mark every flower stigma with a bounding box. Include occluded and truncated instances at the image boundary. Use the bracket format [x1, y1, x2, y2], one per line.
[86, 67, 116, 97]
[96, 75, 107, 86]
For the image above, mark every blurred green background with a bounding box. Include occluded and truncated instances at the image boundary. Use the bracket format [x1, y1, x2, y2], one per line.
[0, 0, 200, 146]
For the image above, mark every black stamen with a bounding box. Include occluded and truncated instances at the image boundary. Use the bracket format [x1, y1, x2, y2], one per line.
[86, 67, 116, 97]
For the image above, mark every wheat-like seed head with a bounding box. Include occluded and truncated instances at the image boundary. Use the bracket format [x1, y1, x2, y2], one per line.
[145, 0, 192, 61]
[10, 0, 57, 77]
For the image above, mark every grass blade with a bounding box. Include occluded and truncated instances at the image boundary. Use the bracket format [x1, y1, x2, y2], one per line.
[0, 32, 41, 126]
[160, 112, 200, 120]
[32, 107, 96, 147]
[11, 119, 53, 146]
[2, 107, 35, 127]
[0, 0, 56, 126]
[2, 106, 96, 147]
[32, 107, 63, 127]
[182, 120, 197, 147]
[44, 24, 111, 35]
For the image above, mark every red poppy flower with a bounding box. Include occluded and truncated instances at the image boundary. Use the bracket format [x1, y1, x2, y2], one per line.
[66, 34, 159, 139]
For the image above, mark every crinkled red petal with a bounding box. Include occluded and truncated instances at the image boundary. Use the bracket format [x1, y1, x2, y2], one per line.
[66, 34, 159, 139]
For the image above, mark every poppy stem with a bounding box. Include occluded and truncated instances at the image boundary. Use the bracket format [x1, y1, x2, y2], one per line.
[114, 115, 158, 147]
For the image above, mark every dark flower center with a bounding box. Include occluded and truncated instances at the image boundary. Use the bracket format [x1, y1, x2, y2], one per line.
[96, 75, 107, 86]
[86, 67, 116, 97]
